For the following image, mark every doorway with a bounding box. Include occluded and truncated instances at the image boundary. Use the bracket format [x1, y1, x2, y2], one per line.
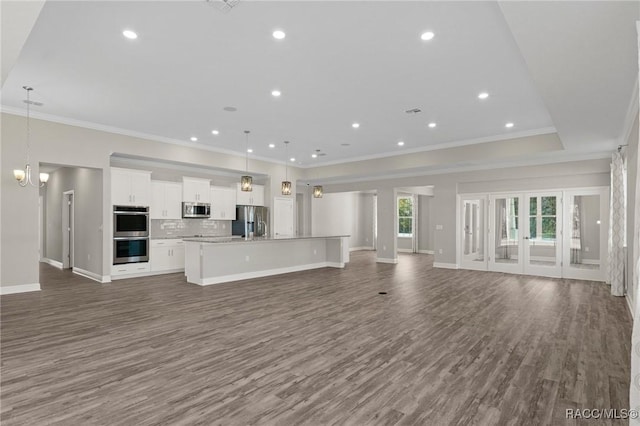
[62, 190, 74, 269]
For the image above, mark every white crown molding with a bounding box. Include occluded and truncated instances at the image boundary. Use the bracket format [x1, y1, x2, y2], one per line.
[300, 126, 558, 169]
[0, 106, 286, 167]
[2, 104, 557, 171]
[302, 149, 612, 187]
[620, 75, 639, 147]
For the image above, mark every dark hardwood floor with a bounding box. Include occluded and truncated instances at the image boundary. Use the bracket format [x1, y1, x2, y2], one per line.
[1, 252, 632, 425]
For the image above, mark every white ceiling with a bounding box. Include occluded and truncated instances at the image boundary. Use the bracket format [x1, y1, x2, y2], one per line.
[1, 1, 638, 170]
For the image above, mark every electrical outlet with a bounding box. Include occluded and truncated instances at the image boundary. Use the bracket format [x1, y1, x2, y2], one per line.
[383, 245, 387, 251]
[313, 249, 317, 255]
[436, 225, 443, 230]
[438, 249, 443, 254]
[87, 254, 91, 260]
[245, 255, 250, 262]
[585, 247, 590, 252]
[222, 223, 226, 229]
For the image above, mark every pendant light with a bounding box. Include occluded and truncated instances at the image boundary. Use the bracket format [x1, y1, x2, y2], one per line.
[281, 141, 292, 195]
[313, 185, 323, 198]
[14, 86, 49, 187]
[240, 130, 252, 192]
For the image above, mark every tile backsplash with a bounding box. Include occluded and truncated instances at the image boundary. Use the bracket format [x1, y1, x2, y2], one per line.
[151, 219, 231, 238]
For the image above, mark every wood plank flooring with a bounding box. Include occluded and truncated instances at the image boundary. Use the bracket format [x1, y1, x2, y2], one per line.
[0, 252, 632, 425]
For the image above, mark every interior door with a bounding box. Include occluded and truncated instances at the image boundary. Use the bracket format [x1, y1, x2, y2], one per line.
[273, 197, 294, 237]
[489, 194, 523, 274]
[562, 188, 608, 281]
[523, 193, 562, 277]
[460, 195, 487, 270]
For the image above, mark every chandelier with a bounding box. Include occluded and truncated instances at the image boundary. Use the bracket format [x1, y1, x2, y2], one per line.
[14, 86, 49, 187]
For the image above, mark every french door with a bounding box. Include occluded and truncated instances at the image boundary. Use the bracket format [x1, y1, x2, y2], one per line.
[461, 192, 563, 277]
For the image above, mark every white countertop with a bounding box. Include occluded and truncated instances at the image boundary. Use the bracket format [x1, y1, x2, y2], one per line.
[183, 235, 349, 244]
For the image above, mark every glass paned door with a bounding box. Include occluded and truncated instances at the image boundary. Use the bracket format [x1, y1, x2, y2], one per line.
[460, 196, 487, 270]
[563, 189, 608, 281]
[524, 193, 562, 277]
[489, 195, 523, 273]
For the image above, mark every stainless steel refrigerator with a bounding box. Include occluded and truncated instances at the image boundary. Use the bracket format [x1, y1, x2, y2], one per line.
[231, 205, 269, 237]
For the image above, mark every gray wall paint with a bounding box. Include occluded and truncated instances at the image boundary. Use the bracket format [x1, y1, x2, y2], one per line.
[311, 192, 374, 249]
[418, 195, 434, 252]
[43, 167, 103, 275]
[376, 188, 397, 261]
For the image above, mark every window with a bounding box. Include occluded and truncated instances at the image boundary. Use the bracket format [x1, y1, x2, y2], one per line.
[398, 196, 413, 237]
[529, 196, 556, 241]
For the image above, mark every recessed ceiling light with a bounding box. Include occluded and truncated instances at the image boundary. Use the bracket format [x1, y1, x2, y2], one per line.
[247, 148, 253, 153]
[420, 31, 435, 41]
[428, 122, 437, 128]
[268, 143, 275, 148]
[211, 130, 219, 135]
[312, 153, 318, 158]
[290, 157, 295, 162]
[122, 30, 138, 40]
[190, 136, 198, 142]
[505, 122, 514, 128]
[223, 106, 237, 112]
[341, 143, 351, 147]
[478, 92, 489, 100]
[352, 122, 360, 129]
[273, 30, 286, 40]
[271, 90, 281, 97]
[397, 141, 405, 146]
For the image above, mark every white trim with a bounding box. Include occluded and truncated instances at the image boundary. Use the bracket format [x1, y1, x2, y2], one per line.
[72, 267, 110, 283]
[433, 262, 458, 269]
[376, 257, 398, 264]
[397, 249, 413, 253]
[1, 283, 41, 295]
[620, 75, 639, 146]
[418, 249, 434, 254]
[0, 107, 556, 170]
[350, 246, 374, 252]
[626, 293, 635, 318]
[189, 262, 344, 286]
[145, 268, 184, 276]
[41, 257, 63, 269]
[580, 259, 601, 265]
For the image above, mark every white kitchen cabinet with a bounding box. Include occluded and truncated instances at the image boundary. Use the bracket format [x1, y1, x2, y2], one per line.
[235, 183, 264, 206]
[150, 239, 185, 272]
[183, 177, 211, 203]
[150, 181, 182, 219]
[111, 262, 150, 278]
[111, 167, 151, 206]
[210, 186, 236, 220]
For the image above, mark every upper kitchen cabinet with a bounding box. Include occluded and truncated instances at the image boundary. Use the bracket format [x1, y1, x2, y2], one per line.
[236, 183, 264, 206]
[111, 167, 151, 206]
[150, 181, 182, 219]
[210, 186, 236, 220]
[183, 177, 211, 203]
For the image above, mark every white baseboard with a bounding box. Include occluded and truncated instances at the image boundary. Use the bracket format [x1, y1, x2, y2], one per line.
[1, 283, 41, 295]
[626, 294, 634, 318]
[397, 249, 413, 253]
[433, 262, 458, 269]
[350, 246, 374, 252]
[418, 250, 434, 254]
[72, 267, 110, 283]
[376, 257, 398, 264]
[41, 258, 63, 269]
[189, 261, 344, 286]
[581, 259, 600, 265]
[145, 268, 185, 277]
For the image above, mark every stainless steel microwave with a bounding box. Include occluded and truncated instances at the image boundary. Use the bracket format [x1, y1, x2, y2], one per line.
[182, 202, 211, 218]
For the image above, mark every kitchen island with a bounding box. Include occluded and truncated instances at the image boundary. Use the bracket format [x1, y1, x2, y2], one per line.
[183, 235, 350, 285]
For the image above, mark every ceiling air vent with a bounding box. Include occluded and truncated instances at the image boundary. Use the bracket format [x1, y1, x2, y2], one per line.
[206, 0, 240, 13]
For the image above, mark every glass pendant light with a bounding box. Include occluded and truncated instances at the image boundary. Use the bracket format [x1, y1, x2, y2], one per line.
[281, 141, 292, 195]
[241, 130, 252, 192]
[313, 185, 323, 198]
[14, 86, 48, 187]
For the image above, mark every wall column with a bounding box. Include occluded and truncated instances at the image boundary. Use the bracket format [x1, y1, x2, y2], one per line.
[376, 187, 397, 263]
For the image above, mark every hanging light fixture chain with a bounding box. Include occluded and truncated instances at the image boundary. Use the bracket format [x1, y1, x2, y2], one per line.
[24, 86, 33, 165]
